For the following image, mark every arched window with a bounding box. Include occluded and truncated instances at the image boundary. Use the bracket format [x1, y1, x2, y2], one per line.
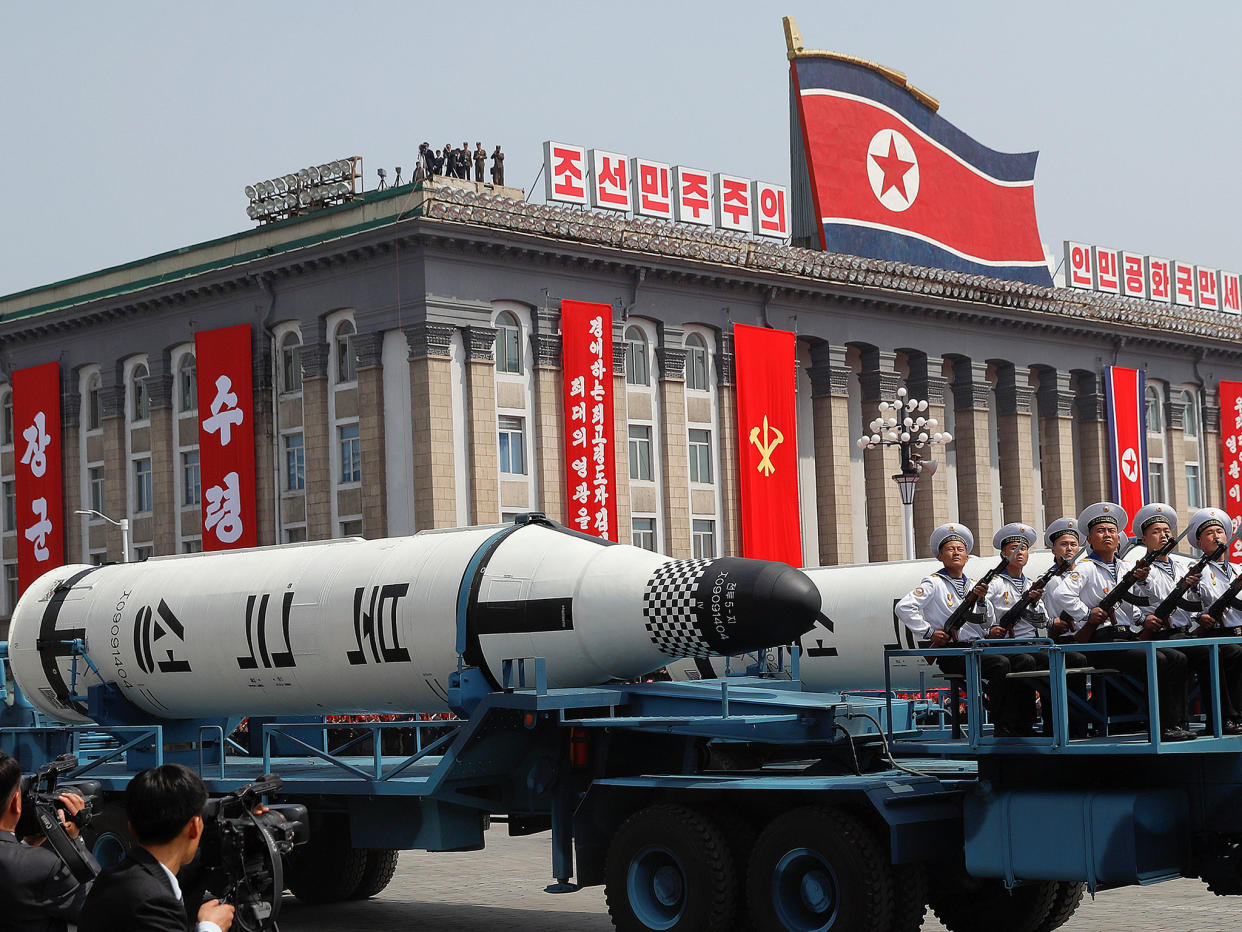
[1, 391, 11, 446]
[280, 331, 303, 393]
[335, 319, 357, 383]
[495, 311, 521, 374]
[132, 364, 150, 421]
[178, 354, 197, 412]
[86, 373, 102, 431]
[685, 333, 709, 392]
[1182, 389, 1199, 439]
[1144, 384, 1163, 434]
[625, 326, 649, 387]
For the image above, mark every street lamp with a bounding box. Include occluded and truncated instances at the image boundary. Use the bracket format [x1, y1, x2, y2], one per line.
[856, 386, 953, 561]
[74, 509, 131, 563]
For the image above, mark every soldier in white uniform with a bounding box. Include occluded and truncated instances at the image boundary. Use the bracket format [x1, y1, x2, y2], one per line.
[896, 523, 1038, 736]
[1042, 517, 1083, 636]
[1058, 502, 1193, 741]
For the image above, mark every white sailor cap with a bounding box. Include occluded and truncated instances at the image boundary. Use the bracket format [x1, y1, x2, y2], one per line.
[930, 523, 974, 556]
[1078, 502, 1126, 533]
[1044, 517, 1082, 547]
[1133, 502, 1177, 536]
[1188, 507, 1234, 549]
[993, 522, 1036, 551]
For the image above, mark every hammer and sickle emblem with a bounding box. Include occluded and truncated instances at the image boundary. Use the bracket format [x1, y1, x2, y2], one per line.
[748, 415, 784, 477]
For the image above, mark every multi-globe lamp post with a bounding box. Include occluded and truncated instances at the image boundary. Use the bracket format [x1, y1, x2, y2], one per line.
[856, 386, 953, 561]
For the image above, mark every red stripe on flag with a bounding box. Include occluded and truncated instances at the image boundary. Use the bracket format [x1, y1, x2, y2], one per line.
[12, 362, 65, 594]
[734, 324, 801, 566]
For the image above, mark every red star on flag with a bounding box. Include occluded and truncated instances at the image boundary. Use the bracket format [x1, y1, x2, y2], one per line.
[870, 136, 916, 201]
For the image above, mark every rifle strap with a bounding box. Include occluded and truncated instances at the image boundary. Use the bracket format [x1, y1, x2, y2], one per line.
[1120, 593, 1151, 607]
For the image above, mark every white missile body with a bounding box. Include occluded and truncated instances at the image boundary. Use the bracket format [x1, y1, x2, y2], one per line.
[8, 519, 820, 724]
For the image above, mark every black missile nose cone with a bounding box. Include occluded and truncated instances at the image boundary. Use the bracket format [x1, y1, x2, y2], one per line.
[748, 562, 822, 648]
[682, 557, 821, 656]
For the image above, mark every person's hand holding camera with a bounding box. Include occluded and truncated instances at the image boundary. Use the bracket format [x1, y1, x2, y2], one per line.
[23, 792, 86, 846]
[199, 898, 235, 931]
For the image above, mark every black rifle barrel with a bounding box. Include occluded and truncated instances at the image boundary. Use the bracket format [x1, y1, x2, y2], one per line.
[1151, 543, 1225, 622]
[943, 555, 1009, 640]
[997, 560, 1067, 633]
[1096, 529, 1187, 614]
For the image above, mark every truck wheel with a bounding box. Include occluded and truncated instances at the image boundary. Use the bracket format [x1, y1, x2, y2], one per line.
[746, 806, 894, 932]
[350, 849, 400, 899]
[1032, 881, 1085, 932]
[80, 800, 133, 869]
[605, 803, 736, 931]
[287, 841, 367, 903]
[887, 863, 928, 932]
[708, 813, 757, 931]
[929, 874, 1058, 932]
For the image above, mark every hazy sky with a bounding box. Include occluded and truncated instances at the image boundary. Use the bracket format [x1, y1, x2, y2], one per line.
[3, 1, 1239, 297]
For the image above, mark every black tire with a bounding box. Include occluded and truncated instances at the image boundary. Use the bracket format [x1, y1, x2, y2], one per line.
[746, 806, 894, 932]
[286, 822, 368, 904]
[887, 863, 928, 932]
[604, 803, 736, 931]
[1032, 881, 1085, 932]
[712, 814, 758, 931]
[350, 849, 400, 899]
[929, 872, 1059, 932]
[80, 800, 134, 869]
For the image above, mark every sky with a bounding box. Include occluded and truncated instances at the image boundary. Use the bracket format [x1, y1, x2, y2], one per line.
[2, 1, 1240, 296]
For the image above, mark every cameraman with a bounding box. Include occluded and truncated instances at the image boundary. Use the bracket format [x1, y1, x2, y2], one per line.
[80, 764, 234, 932]
[0, 750, 98, 931]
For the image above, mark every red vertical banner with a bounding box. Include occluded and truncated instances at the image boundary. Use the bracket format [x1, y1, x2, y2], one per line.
[733, 324, 800, 566]
[1104, 366, 1147, 535]
[195, 324, 258, 550]
[561, 300, 617, 541]
[13, 362, 65, 593]
[1220, 381, 1242, 561]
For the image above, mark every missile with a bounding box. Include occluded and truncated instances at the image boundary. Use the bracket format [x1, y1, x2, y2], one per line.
[7, 515, 821, 724]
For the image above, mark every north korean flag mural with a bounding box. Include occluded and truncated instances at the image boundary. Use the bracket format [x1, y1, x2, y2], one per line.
[12, 362, 65, 594]
[790, 53, 1052, 286]
[1104, 366, 1148, 535]
[734, 324, 801, 566]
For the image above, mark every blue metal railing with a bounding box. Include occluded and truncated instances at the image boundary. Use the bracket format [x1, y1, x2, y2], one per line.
[259, 719, 462, 783]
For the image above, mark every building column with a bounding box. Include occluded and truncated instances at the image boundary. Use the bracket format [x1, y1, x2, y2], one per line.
[859, 348, 904, 562]
[355, 333, 387, 539]
[1204, 388, 1224, 506]
[99, 372, 127, 564]
[1164, 395, 1187, 510]
[145, 354, 176, 555]
[407, 323, 457, 529]
[950, 359, 998, 556]
[464, 326, 499, 525]
[60, 372, 82, 566]
[907, 354, 950, 553]
[1075, 373, 1110, 506]
[611, 333, 632, 544]
[995, 363, 1037, 526]
[299, 342, 333, 540]
[250, 329, 277, 547]
[533, 311, 565, 524]
[715, 330, 740, 557]
[1035, 369, 1077, 523]
[807, 344, 855, 565]
[657, 327, 690, 558]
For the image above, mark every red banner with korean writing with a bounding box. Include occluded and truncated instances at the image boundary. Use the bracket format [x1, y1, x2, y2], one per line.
[195, 324, 258, 550]
[561, 300, 617, 541]
[1220, 381, 1242, 560]
[13, 362, 65, 594]
[733, 324, 801, 566]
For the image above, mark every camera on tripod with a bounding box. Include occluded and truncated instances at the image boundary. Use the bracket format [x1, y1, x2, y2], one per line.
[15, 753, 101, 883]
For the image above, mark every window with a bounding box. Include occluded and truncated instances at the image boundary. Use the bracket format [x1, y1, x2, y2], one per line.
[88, 551, 107, 566]
[2, 480, 14, 532]
[86, 375, 101, 431]
[134, 545, 153, 562]
[285, 433, 306, 491]
[340, 518, 363, 537]
[134, 458, 152, 512]
[692, 519, 716, 559]
[628, 425, 653, 481]
[1148, 461, 1165, 502]
[131, 364, 150, 421]
[1, 393, 12, 446]
[178, 354, 197, 412]
[498, 416, 526, 475]
[625, 327, 649, 386]
[685, 334, 709, 392]
[4, 563, 16, 612]
[284, 526, 307, 544]
[335, 320, 357, 383]
[689, 429, 712, 483]
[632, 517, 656, 552]
[280, 332, 303, 393]
[1187, 465, 1202, 509]
[339, 423, 361, 482]
[89, 467, 105, 514]
[182, 451, 201, 506]
[1183, 391, 1199, 439]
[1144, 384, 1163, 434]
[182, 538, 202, 554]
[495, 311, 521, 374]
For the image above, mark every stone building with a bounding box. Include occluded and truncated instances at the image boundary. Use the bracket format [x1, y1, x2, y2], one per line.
[2, 177, 1240, 633]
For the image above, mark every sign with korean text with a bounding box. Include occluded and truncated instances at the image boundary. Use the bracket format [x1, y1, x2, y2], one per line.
[195, 324, 258, 550]
[561, 300, 617, 541]
[1065, 241, 1239, 314]
[12, 362, 64, 594]
[733, 324, 800, 566]
[1104, 366, 1147, 536]
[1220, 380, 1242, 561]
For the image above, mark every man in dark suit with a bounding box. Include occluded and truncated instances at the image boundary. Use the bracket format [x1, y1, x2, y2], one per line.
[79, 764, 233, 932]
[0, 751, 98, 931]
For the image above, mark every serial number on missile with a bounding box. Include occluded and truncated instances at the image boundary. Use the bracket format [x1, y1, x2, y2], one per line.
[708, 571, 738, 641]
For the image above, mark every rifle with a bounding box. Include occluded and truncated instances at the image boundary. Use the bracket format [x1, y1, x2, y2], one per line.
[997, 560, 1068, 635]
[1095, 527, 1189, 615]
[1150, 543, 1225, 625]
[942, 555, 1008, 641]
[1201, 563, 1242, 631]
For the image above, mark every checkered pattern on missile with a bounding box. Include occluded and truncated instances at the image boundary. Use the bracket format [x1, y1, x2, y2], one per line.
[643, 559, 714, 658]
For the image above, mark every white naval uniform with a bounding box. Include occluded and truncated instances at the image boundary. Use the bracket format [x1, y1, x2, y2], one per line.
[1132, 554, 1200, 630]
[896, 570, 995, 642]
[1056, 551, 1143, 634]
[1197, 560, 1242, 629]
[987, 572, 1046, 638]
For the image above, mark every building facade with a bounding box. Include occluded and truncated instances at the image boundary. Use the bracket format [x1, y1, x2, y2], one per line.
[2, 178, 1239, 633]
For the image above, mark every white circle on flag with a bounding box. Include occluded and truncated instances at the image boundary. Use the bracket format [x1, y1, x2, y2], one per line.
[1121, 447, 1139, 483]
[866, 129, 920, 212]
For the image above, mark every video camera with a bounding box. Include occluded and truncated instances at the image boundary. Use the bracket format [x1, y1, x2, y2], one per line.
[15, 754, 101, 883]
[194, 774, 309, 932]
